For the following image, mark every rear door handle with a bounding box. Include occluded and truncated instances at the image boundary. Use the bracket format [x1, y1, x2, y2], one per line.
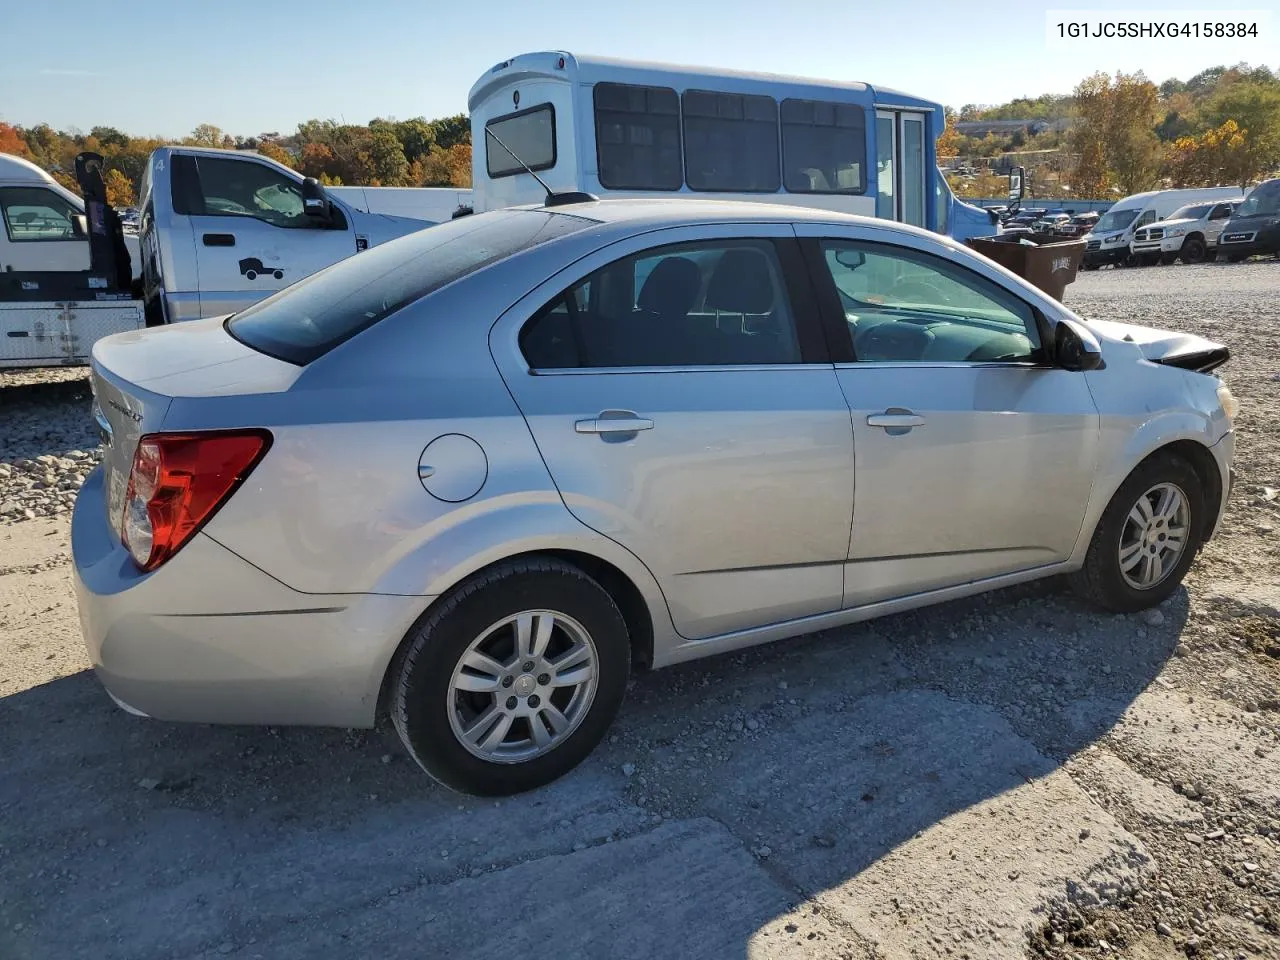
[867, 412, 925, 429]
[575, 416, 654, 435]
[202, 233, 235, 247]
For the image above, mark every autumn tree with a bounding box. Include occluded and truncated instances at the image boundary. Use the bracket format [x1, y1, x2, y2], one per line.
[103, 168, 135, 206]
[1201, 82, 1280, 187]
[1071, 71, 1160, 195]
[936, 108, 960, 159]
[257, 139, 298, 168]
[0, 123, 31, 157]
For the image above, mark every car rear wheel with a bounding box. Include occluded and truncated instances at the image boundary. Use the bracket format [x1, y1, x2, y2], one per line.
[390, 558, 631, 796]
[1179, 236, 1207, 264]
[1069, 453, 1204, 613]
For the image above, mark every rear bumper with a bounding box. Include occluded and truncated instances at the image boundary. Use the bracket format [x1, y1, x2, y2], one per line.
[71, 466, 427, 728]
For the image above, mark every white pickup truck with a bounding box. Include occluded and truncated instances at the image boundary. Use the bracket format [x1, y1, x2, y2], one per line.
[1129, 197, 1243, 265]
[139, 147, 470, 325]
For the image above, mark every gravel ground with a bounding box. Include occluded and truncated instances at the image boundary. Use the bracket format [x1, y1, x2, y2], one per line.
[1, 260, 1278, 960]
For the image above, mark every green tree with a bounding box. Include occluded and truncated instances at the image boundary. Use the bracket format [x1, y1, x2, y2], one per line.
[393, 118, 437, 163]
[90, 126, 130, 148]
[187, 123, 225, 147]
[368, 129, 410, 186]
[430, 114, 470, 149]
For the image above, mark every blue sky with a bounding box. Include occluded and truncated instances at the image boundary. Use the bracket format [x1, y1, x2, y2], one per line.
[2, 0, 1273, 137]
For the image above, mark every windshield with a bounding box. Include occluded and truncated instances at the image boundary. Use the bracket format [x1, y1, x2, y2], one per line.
[1094, 208, 1140, 233]
[1167, 203, 1212, 221]
[227, 210, 592, 365]
[1236, 181, 1280, 218]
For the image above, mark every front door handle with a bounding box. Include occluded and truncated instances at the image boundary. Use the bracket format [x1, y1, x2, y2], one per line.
[867, 412, 925, 429]
[575, 415, 654, 435]
[202, 233, 235, 247]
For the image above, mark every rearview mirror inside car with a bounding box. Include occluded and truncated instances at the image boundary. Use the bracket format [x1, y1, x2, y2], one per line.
[834, 249, 866, 269]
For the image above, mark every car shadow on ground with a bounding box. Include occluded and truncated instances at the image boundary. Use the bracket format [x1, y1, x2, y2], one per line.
[0, 579, 1183, 960]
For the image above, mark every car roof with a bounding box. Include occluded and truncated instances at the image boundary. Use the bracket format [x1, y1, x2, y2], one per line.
[526, 196, 928, 233]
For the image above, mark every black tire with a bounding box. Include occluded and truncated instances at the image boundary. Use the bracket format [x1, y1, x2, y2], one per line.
[390, 557, 631, 796]
[1180, 236, 1207, 264]
[246, 270, 258, 280]
[1159, 252, 1178, 266]
[1069, 453, 1205, 613]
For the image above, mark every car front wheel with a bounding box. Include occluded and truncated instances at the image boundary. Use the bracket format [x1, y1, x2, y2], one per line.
[1179, 236, 1207, 263]
[390, 558, 631, 796]
[1069, 453, 1205, 613]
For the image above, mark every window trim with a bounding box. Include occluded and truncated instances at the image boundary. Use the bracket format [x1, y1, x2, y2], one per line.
[801, 236, 1053, 366]
[0, 187, 81, 244]
[680, 89, 781, 194]
[593, 82, 684, 192]
[518, 236, 829, 373]
[485, 102, 557, 180]
[779, 98, 868, 196]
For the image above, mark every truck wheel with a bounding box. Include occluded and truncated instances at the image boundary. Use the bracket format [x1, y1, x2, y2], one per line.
[1179, 237, 1207, 264]
[1159, 252, 1178, 265]
[1068, 453, 1204, 614]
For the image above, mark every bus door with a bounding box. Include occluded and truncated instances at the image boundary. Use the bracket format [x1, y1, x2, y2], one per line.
[875, 109, 928, 229]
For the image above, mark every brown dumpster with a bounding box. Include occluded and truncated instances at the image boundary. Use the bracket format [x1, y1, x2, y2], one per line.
[966, 234, 1087, 302]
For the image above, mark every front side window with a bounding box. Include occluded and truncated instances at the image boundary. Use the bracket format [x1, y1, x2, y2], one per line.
[818, 239, 1041, 364]
[194, 157, 310, 228]
[682, 91, 780, 192]
[1237, 181, 1280, 218]
[228, 210, 590, 365]
[781, 99, 866, 194]
[520, 239, 801, 369]
[594, 83, 682, 190]
[0, 187, 78, 241]
[485, 104, 556, 178]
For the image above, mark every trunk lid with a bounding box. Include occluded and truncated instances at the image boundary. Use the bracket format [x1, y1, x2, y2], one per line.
[89, 317, 301, 538]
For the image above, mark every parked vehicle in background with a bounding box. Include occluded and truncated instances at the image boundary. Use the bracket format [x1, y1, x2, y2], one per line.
[1032, 212, 1070, 233]
[465, 51, 1001, 242]
[1129, 199, 1241, 265]
[1217, 179, 1280, 261]
[136, 147, 472, 326]
[1083, 187, 1241, 268]
[1, 152, 143, 369]
[74, 196, 1237, 796]
[0, 152, 140, 281]
[1055, 212, 1099, 238]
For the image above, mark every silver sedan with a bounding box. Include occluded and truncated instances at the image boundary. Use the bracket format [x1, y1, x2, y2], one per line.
[72, 199, 1237, 795]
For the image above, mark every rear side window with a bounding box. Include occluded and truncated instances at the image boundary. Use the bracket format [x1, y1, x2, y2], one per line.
[594, 82, 683, 190]
[227, 210, 591, 365]
[486, 104, 556, 178]
[682, 90, 780, 192]
[781, 99, 866, 194]
[520, 239, 802, 369]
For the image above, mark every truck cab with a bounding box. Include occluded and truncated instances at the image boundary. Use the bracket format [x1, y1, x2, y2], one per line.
[0, 152, 140, 280]
[137, 147, 457, 325]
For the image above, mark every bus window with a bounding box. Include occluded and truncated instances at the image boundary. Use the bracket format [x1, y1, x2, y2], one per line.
[780, 99, 866, 194]
[682, 90, 780, 192]
[594, 83, 683, 190]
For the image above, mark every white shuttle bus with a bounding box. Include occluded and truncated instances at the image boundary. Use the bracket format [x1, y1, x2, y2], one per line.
[466, 52, 1000, 242]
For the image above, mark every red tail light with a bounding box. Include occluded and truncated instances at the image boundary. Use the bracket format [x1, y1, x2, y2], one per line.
[122, 430, 272, 572]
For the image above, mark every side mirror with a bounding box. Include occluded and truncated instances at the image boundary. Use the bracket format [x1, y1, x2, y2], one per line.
[1054, 317, 1103, 372]
[71, 214, 89, 238]
[301, 177, 332, 224]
